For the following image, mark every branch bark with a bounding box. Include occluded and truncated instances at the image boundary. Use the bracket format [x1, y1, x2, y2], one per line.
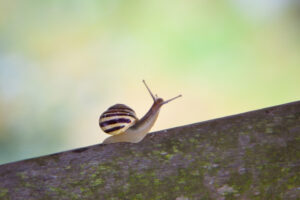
[0, 101, 299, 200]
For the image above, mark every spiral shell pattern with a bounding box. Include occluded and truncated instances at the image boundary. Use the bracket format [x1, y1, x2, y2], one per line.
[99, 104, 138, 135]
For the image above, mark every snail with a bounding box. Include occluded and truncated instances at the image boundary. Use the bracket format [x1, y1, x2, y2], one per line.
[100, 80, 182, 144]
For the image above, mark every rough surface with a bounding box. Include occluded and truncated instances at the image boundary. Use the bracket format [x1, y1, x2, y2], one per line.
[0, 101, 300, 200]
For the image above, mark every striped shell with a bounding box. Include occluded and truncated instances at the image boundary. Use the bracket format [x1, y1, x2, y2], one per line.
[99, 104, 138, 135]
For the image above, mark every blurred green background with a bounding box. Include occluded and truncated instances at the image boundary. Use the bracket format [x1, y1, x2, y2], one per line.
[0, 0, 299, 164]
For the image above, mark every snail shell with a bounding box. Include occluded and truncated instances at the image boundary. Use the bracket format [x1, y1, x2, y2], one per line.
[99, 104, 138, 135]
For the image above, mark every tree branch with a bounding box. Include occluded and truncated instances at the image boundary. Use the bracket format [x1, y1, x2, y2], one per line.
[0, 101, 299, 200]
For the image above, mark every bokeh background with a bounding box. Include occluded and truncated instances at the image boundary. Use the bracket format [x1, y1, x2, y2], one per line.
[0, 0, 299, 165]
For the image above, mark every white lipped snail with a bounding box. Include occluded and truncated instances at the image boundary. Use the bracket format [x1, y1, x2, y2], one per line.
[99, 80, 182, 144]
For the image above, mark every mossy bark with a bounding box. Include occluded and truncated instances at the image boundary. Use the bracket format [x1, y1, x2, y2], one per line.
[0, 101, 299, 200]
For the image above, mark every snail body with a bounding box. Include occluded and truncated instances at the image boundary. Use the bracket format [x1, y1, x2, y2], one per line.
[100, 80, 181, 144]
